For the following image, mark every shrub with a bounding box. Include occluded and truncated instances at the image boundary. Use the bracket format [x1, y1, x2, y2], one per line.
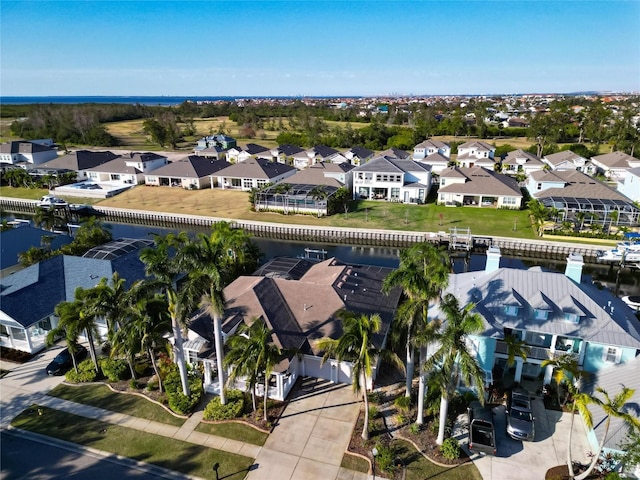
[368, 390, 384, 405]
[99, 357, 130, 382]
[368, 405, 379, 419]
[409, 423, 421, 435]
[203, 389, 245, 421]
[440, 437, 460, 460]
[394, 396, 411, 412]
[65, 359, 98, 383]
[164, 367, 203, 415]
[374, 444, 395, 474]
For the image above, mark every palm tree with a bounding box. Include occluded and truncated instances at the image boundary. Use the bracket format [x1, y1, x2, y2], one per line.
[71, 287, 102, 372]
[317, 310, 382, 440]
[47, 301, 83, 373]
[179, 223, 261, 405]
[127, 294, 171, 393]
[225, 318, 282, 421]
[308, 185, 329, 217]
[140, 232, 193, 396]
[382, 243, 449, 399]
[575, 211, 586, 231]
[422, 294, 485, 445]
[34, 206, 63, 232]
[527, 199, 549, 236]
[504, 334, 530, 372]
[575, 387, 640, 480]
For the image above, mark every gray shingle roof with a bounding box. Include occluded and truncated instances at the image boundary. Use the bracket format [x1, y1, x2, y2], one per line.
[439, 167, 522, 196]
[592, 151, 637, 168]
[214, 158, 295, 179]
[503, 149, 543, 166]
[354, 156, 430, 174]
[378, 147, 411, 159]
[147, 156, 230, 178]
[543, 150, 584, 165]
[39, 150, 119, 171]
[533, 169, 634, 202]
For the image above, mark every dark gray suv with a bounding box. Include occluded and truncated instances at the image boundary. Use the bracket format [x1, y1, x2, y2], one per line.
[505, 387, 535, 441]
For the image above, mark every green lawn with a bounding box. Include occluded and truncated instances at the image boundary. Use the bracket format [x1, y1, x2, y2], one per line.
[0, 186, 49, 200]
[47, 384, 185, 427]
[341, 452, 370, 473]
[391, 439, 482, 480]
[11, 405, 254, 479]
[195, 421, 268, 446]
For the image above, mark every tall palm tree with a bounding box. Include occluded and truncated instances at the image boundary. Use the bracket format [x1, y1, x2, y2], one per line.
[317, 310, 382, 440]
[71, 287, 103, 372]
[542, 353, 590, 478]
[225, 318, 282, 421]
[575, 387, 640, 480]
[422, 294, 485, 445]
[34, 206, 63, 232]
[179, 223, 261, 405]
[504, 334, 530, 372]
[47, 300, 83, 373]
[383, 243, 449, 398]
[140, 232, 193, 396]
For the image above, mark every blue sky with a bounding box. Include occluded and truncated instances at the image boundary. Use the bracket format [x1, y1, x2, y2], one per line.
[1, 1, 639, 96]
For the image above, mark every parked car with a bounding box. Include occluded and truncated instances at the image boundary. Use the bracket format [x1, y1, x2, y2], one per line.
[506, 387, 535, 441]
[467, 400, 497, 455]
[45, 344, 88, 375]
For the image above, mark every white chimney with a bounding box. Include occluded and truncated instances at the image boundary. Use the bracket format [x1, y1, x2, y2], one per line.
[565, 253, 584, 284]
[485, 246, 501, 273]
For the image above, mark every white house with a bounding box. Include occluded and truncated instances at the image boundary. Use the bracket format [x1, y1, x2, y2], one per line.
[543, 150, 595, 175]
[85, 152, 167, 186]
[343, 146, 375, 166]
[617, 167, 640, 202]
[351, 155, 432, 203]
[213, 157, 297, 191]
[144, 156, 231, 189]
[456, 141, 496, 168]
[36, 150, 119, 181]
[437, 166, 523, 208]
[416, 152, 451, 175]
[412, 139, 451, 160]
[225, 143, 271, 164]
[502, 149, 545, 176]
[0, 140, 58, 168]
[591, 151, 640, 180]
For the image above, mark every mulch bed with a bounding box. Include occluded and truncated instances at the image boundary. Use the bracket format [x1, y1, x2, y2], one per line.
[545, 464, 601, 480]
[0, 346, 34, 364]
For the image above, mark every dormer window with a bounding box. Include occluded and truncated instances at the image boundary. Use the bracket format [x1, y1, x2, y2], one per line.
[602, 346, 622, 364]
[505, 305, 519, 316]
[564, 312, 580, 324]
[534, 309, 549, 320]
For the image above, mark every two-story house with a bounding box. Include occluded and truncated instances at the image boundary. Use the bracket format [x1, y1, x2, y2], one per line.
[195, 134, 237, 152]
[37, 150, 119, 181]
[456, 141, 496, 168]
[617, 167, 640, 202]
[0, 140, 58, 168]
[271, 144, 306, 164]
[437, 166, 523, 208]
[412, 139, 451, 160]
[502, 149, 545, 176]
[343, 146, 375, 166]
[214, 157, 297, 191]
[429, 248, 640, 389]
[225, 143, 271, 164]
[351, 156, 431, 203]
[85, 152, 167, 186]
[543, 150, 595, 175]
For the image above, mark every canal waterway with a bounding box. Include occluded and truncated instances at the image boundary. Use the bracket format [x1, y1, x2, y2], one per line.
[5, 213, 640, 296]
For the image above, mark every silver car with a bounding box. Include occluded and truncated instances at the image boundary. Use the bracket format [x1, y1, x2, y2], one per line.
[506, 387, 535, 441]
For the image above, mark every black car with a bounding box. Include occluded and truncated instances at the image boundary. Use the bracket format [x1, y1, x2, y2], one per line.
[45, 344, 88, 375]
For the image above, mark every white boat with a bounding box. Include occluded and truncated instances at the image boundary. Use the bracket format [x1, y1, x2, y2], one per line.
[597, 242, 640, 263]
[38, 194, 68, 209]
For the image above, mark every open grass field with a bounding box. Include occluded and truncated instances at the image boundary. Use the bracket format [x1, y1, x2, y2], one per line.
[95, 185, 538, 239]
[11, 405, 254, 479]
[47, 384, 185, 427]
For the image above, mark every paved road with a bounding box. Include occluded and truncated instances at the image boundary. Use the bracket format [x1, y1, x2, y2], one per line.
[1, 430, 179, 479]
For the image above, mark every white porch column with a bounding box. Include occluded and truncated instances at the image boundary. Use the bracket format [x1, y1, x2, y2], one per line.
[550, 335, 558, 354]
[543, 364, 554, 385]
[25, 328, 33, 353]
[204, 361, 212, 385]
[276, 374, 283, 400]
[578, 340, 586, 365]
[478, 195, 483, 207]
[514, 358, 524, 383]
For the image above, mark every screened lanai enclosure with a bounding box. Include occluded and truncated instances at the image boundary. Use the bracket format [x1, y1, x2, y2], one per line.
[539, 196, 640, 226]
[254, 184, 338, 216]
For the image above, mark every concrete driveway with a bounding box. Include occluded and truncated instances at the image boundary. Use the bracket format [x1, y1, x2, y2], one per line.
[247, 377, 366, 480]
[461, 396, 592, 480]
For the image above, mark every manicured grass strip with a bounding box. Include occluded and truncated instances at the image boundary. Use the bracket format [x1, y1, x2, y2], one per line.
[12, 405, 254, 480]
[390, 439, 483, 480]
[48, 383, 185, 427]
[341, 452, 369, 473]
[195, 422, 268, 446]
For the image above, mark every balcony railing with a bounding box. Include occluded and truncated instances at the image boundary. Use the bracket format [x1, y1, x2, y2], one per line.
[495, 340, 556, 361]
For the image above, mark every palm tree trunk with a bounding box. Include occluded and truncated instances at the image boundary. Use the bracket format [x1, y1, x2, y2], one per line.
[127, 356, 137, 380]
[566, 404, 576, 478]
[213, 312, 226, 404]
[86, 330, 100, 373]
[148, 347, 163, 393]
[416, 347, 426, 425]
[574, 418, 610, 480]
[171, 315, 190, 396]
[436, 395, 449, 445]
[405, 338, 414, 397]
[362, 373, 370, 440]
[251, 385, 257, 412]
[263, 376, 269, 422]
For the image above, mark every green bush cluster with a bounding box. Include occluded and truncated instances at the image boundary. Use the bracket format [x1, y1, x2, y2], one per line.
[374, 444, 396, 474]
[164, 368, 203, 415]
[99, 357, 130, 382]
[440, 437, 461, 460]
[544, 230, 623, 240]
[65, 359, 98, 383]
[394, 396, 411, 412]
[203, 389, 246, 421]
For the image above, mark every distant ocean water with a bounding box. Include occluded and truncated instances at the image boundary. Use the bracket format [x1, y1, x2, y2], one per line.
[0, 95, 361, 106]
